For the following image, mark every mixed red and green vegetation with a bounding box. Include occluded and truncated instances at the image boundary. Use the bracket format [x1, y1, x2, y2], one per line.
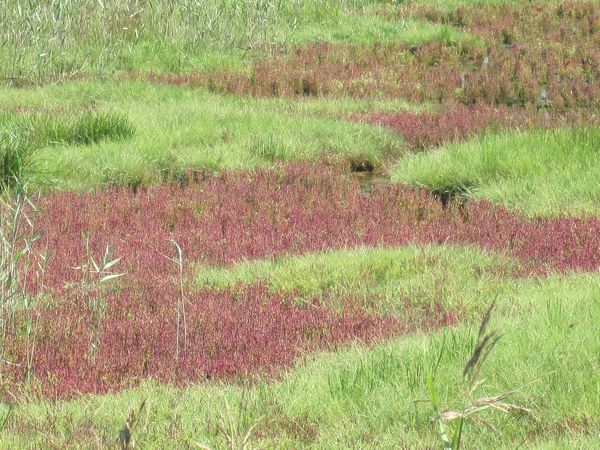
[1, 0, 599, 448]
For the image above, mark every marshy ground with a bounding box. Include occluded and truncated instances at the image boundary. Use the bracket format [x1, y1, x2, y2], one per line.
[0, 1, 599, 448]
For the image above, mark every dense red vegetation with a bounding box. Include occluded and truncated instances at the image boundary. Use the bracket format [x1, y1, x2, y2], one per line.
[354, 105, 597, 149]
[3, 164, 600, 399]
[30, 164, 600, 284]
[7, 284, 406, 399]
[410, 1, 600, 109]
[145, 2, 600, 110]
[411, 1, 599, 46]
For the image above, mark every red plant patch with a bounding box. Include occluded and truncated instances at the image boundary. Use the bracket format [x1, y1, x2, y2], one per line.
[5, 283, 408, 399]
[4, 163, 600, 399]
[142, 2, 600, 109]
[354, 105, 598, 149]
[359, 105, 502, 148]
[410, 1, 599, 47]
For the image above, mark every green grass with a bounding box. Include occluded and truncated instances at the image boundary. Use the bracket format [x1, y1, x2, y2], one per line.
[0, 80, 410, 190]
[0, 116, 36, 189]
[287, 14, 473, 47]
[0, 111, 134, 148]
[403, 0, 563, 9]
[0, 110, 135, 189]
[0, 0, 473, 81]
[35, 111, 135, 146]
[196, 245, 518, 317]
[267, 96, 436, 117]
[392, 127, 600, 217]
[2, 271, 598, 448]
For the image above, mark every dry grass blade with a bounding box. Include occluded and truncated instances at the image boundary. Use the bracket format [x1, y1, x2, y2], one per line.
[212, 389, 262, 450]
[436, 381, 537, 424]
[463, 296, 502, 386]
[118, 399, 147, 450]
[428, 297, 539, 449]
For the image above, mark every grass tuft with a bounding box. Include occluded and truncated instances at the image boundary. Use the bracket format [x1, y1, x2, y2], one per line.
[392, 127, 600, 217]
[0, 114, 40, 188]
[0, 110, 134, 187]
[196, 245, 517, 317]
[38, 111, 135, 146]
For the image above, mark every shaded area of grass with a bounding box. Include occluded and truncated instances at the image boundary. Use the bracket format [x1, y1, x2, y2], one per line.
[196, 245, 517, 317]
[30, 111, 135, 146]
[0, 110, 133, 189]
[1, 272, 598, 448]
[0, 81, 405, 190]
[0, 115, 35, 188]
[0, 110, 134, 147]
[392, 127, 600, 217]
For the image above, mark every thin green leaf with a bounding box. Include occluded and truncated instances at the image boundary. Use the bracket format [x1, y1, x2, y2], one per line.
[451, 417, 464, 450]
[90, 257, 100, 273]
[103, 256, 123, 271]
[100, 273, 125, 283]
[427, 374, 438, 411]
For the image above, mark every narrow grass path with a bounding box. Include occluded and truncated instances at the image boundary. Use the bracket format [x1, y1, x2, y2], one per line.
[196, 245, 517, 317]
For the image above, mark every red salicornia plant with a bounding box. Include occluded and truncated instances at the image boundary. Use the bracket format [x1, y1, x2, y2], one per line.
[2, 163, 599, 399]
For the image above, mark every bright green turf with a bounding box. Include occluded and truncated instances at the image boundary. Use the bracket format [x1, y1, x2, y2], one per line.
[288, 14, 472, 47]
[2, 271, 598, 448]
[267, 96, 436, 117]
[404, 0, 564, 9]
[0, 80, 410, 190]
[392, 127, 600, 217]
[0, 0, 473, 81]
[196, 245, 518, 317]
